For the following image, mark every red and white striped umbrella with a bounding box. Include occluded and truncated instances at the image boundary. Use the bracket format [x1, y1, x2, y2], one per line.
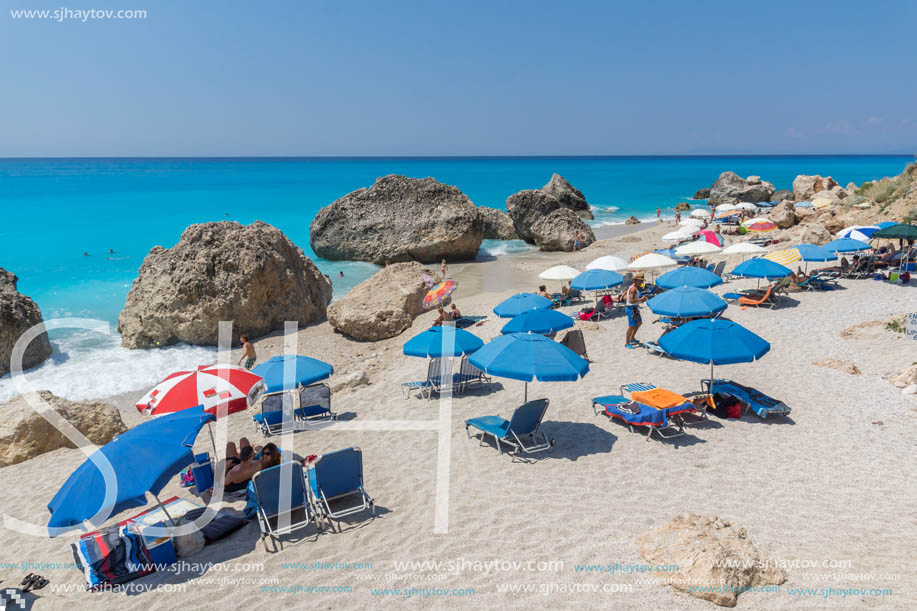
[137, 364, 264, 417]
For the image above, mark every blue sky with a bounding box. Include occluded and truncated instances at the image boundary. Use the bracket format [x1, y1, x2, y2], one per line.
[2, 0, 915, 156]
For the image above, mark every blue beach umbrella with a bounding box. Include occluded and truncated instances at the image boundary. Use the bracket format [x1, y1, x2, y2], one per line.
[658, 318, 770, 382]
[403, 326, 484, 358]
[501, 308, 575, 335]
[493, 293, 553, 318]
[252, 355, 334, 393]
[656, 267, 723, 290]
[47, 406, 216, 532]
[796, 243, 834, 262]
[647, 287, 727, 318]
[469, 333, 588, 401]
[570, 269, 624, 291]
[823, 237, 872, 254]
[730, 258, 792, 280]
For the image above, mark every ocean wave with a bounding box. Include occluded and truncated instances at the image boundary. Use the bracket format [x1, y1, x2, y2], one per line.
[0, 330, 218, 403]
[477, 239, 537, 258]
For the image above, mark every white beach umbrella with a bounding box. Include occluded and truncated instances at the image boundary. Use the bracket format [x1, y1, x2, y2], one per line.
[628, 253, 678, 270]
[675, 241, 722, 256]
[715, 203, 737, 212]
[722, 242, 767, 255]
[690, 208, 709, 218]
[734, 202, 758, 211]
[538, 265, 580, 280]
[679, 218, 704, 227]
[662, 229, 693, 242]
[585, 255, 629, 271]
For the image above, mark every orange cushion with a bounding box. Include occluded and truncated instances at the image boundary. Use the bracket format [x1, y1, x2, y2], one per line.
[631, 388, 687, 409]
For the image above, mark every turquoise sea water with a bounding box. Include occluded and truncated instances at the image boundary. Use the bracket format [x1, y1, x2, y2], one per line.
[0, 155, 911, 400]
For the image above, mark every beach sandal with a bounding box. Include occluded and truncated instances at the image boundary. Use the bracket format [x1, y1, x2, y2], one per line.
[20, 574, 48, 593]
[625, 343, 637, 350]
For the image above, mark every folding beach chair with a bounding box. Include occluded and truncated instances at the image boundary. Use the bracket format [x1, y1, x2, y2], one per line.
[298, 384, 335, 422]
[560, 329, 588, 360]
[307, 447, 374, 532]
[252, 462, 318, 552]
[253, 392, 297, 436]
[592, 394, 683, 442]
[737, 284, 777, 308]
[455, 355, 492, 393]
[465, 399, 553, 456]
[701, 378, 791, 419]
[712, 261, 726, 278]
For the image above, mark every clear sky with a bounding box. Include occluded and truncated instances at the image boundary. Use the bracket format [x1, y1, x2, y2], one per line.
[2, 0, 915, 156]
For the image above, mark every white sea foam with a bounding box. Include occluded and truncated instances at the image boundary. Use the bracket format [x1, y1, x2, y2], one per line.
[477, 240, 537, 258]
[0, 329, 218, 403]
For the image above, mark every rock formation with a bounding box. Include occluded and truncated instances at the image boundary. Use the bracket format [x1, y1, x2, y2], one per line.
[769, 201, 796, 229]
[692, 188, 711, 200]
[812, 359, 861, 375]
[0, 391, 126, 467]
[801, 221, 832, 245]
[675, 202, 693, 212]
[625, 215, 641, 225]
[0, 268, 52, 377]
[637, 514, 787, 607]
[708, 172, 776, 206]
[477, 207, 519, 240]
[506, 174, 593, 243]
[772, 189, 793, 202]
[792, 174, 839, 201]
[529, 209, 596, 252]
[309, 175, 483, 264]
[118, 221, 331, 349]
[326, 262, 431, 341]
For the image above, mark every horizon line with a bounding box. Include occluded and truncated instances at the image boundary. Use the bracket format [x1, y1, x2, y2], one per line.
[0, 153, 914, 161]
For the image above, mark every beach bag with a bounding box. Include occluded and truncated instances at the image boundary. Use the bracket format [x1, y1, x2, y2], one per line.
[172, 518, 205, 558]
[577, 308, 594, 321]
[71, 525, 154, 590]
[727, 402, 742, 419]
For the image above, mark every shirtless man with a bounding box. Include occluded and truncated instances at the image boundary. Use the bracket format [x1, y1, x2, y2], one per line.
[223, 442, 261, 493]
[238, 334, 256, 370]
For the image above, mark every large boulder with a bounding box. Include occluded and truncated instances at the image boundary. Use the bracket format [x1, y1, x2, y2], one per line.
[0, 269, 52, 376]
[708, 172, 776, 206]
[770, 201, 796, 229]
[477, 207, 518, 240]
[637, 514, 787, 608]
[327, 262, 431, 341]
[530, 209, 596, 252]
[310, 175, 483, 264]
[792, 174, 839, 201]
[801, 221, 832, 245]
[772, 189, 794, 202]
[540, 174, 593, 219]
[692, 188, 711, 200]
[0, 391, 126, 467]
[119, 221, 331, 349]
[506, 175, 593, 243]
[675, 202, 693, 212]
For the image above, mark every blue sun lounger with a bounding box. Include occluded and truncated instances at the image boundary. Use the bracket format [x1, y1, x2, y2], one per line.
[592, 394, 685, 442]
[701, 378, 791, 419]
[308, 447, 374, 532]
[465, 399, 553, 455]
[251, 461, 318, 552]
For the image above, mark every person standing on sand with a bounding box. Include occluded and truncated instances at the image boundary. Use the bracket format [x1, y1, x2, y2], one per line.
[440, 259, 447, 281]
[675, 210, 681, 224]
[573, 231, 581, 252]
[238, 334, 256, 370]
[624, 273, 648, 347]
[656, 208, 661, 221]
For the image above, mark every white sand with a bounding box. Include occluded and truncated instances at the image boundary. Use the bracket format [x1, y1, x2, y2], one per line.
[1, 221, 915, 610]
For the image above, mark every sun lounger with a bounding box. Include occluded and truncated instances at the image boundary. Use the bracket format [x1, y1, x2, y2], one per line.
[592, 395, 684, 442]
[455, 355, 491, 393]
[307, 447, 374, 532]
[401, 358, 460, 399]
[701, 378, 791, 419]
[298, 384, 335, 422]
[560, 329, 588, 360]
[737, 284, 777, 308]
[253, 392, 298, 436]
[252, 462, 318, 552]
[621, 382, 706, 426]
[465, 399, 553, 455]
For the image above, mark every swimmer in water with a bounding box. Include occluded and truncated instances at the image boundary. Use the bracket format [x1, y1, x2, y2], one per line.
[83, 252, 89, 257]
[108, 248, 115, 254]
[339, 271, 344, 277]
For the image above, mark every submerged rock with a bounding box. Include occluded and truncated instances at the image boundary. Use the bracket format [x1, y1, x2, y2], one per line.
[327, 262, 431, 341]
[0, 391, 126, 467]
[637, 513, 787, 607]
[692, 188, 711, 200]
[624, 215, 641, 225]
[0, 268, 52, 377]
[477, 207, 519, 240]
[310, 175, 483, 264]
[675, 202, 693, 211]
[119, 221, 331, 349]
[708, 172, 776, 206]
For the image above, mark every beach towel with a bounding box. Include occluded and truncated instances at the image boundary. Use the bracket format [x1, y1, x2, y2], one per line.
[593, 395, 670, 427]
[71, 525, 154, 590]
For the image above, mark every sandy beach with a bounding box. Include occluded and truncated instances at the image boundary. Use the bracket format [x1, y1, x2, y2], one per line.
[2, 220, 914, 610]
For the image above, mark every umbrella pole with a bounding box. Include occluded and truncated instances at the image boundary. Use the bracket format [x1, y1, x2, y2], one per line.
[524, 382, 528, 403]
[207, 422, 217, 458]
[153, 493, 178, 527]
